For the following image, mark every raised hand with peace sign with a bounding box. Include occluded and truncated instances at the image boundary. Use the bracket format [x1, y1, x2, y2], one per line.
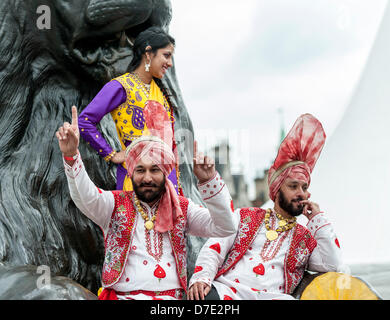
[193, 140, 216, 184]
[56, 106, 80, 162]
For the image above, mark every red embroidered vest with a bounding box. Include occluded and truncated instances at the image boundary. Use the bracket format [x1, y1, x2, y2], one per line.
[101, 191, 189, 292]
[215, 208, 317, 294]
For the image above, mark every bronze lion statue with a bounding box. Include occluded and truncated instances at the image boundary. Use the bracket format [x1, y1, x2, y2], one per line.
[0, 0, 202, 298]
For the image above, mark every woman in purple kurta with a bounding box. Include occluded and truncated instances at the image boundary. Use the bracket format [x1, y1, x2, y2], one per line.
[79, 81, 128, 190]
[78, 27, 182, 193]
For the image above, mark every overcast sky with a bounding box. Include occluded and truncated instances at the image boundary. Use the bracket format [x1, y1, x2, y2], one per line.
[169, 0, 388, 199]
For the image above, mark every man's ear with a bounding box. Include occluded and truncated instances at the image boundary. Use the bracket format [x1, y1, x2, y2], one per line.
[274, 190, 280, 201]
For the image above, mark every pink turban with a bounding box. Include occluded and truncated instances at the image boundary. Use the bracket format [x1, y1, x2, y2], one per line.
[125, 101, 182, 233]
[268, 113, 326, 201]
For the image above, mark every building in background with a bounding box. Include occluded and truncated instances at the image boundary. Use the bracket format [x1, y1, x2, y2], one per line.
[251, 108, 286, 207]
[232, 174, 251, 208]
[251, 168, 269, 208]
[213, 109, 285, 209]
[212, 142, 251, 208]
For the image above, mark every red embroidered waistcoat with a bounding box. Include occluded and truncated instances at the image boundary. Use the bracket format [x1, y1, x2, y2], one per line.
[101, 191, 189, 292]
[215, 207, 317, 294]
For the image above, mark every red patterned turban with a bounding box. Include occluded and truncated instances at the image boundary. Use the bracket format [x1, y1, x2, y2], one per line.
[267, 113, 326, 201]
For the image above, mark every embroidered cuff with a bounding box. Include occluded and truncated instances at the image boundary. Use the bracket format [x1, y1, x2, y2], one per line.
[189, 276, 212, 289]
[306, 212, 331, 236]
[198, 172, 225, 201]
[104, 150, 116, 162]
[63, 152, 84, 179]
[79, 129, 114, 159]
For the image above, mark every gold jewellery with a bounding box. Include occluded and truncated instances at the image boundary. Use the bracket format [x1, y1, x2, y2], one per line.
[264, 208, 296, 241]
[134, 195, 157, 230]
[130, 72, 150, 96]
[134, 195, 164, 261]
[104, 150, 117, 162]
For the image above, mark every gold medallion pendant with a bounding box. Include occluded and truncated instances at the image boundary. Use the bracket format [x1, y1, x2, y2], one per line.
[134, 195, 157, 231]
[266, 230, 278, 241]
[144, 220, 154, 230]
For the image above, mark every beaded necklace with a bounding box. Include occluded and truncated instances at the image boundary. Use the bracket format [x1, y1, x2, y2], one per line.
[260, 211, 292, 262]
[264, 208, 296, 241]
[134, 195, 157, 230]
[134, 195, 163, 261]
[130, 72, 150, 96]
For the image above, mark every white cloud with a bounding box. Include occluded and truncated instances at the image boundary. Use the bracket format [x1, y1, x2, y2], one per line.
[169, 0, 387, 199]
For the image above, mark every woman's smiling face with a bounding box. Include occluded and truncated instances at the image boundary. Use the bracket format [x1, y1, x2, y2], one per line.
[148, 43, 174, 79]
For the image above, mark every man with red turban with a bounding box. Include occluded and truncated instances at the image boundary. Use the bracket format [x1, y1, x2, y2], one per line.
[188, 114, 343, 300]
[56, 106, 237, 300]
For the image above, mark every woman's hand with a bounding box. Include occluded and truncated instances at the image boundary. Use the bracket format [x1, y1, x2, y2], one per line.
[111, 150, 126, 164]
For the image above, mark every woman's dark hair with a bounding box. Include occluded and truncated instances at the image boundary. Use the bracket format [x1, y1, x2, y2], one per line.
[128, 26, 175, 72]
[129, 26, 176, 111]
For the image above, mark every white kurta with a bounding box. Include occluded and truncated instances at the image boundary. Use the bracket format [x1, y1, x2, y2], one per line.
[189, 209, 343, 300]
[64, 153, 236, 300]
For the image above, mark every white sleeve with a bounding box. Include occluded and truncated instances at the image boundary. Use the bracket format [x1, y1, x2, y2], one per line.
[63, 153, 114, 232]
[306, 213, 344, 272]
[188, 210, 240, 288]
[186, 172, 238, 238]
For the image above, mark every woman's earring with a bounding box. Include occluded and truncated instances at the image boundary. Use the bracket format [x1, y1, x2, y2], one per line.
[145, 59, 151, 72]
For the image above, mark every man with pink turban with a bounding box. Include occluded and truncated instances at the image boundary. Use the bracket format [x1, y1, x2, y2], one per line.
[56, 105, 237, 300]
[189, 113, 343, 300]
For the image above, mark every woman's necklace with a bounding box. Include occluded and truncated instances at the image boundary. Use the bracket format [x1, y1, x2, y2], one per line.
[131, 72, 150, 97]
[130, 72, 175, 127]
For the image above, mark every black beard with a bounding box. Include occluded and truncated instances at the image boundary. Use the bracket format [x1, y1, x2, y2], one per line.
[278, 190, 304, 217]
[131, 178, 165, 203]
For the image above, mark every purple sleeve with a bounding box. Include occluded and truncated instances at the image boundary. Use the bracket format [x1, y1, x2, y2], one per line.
[79, 80, 126, 158]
